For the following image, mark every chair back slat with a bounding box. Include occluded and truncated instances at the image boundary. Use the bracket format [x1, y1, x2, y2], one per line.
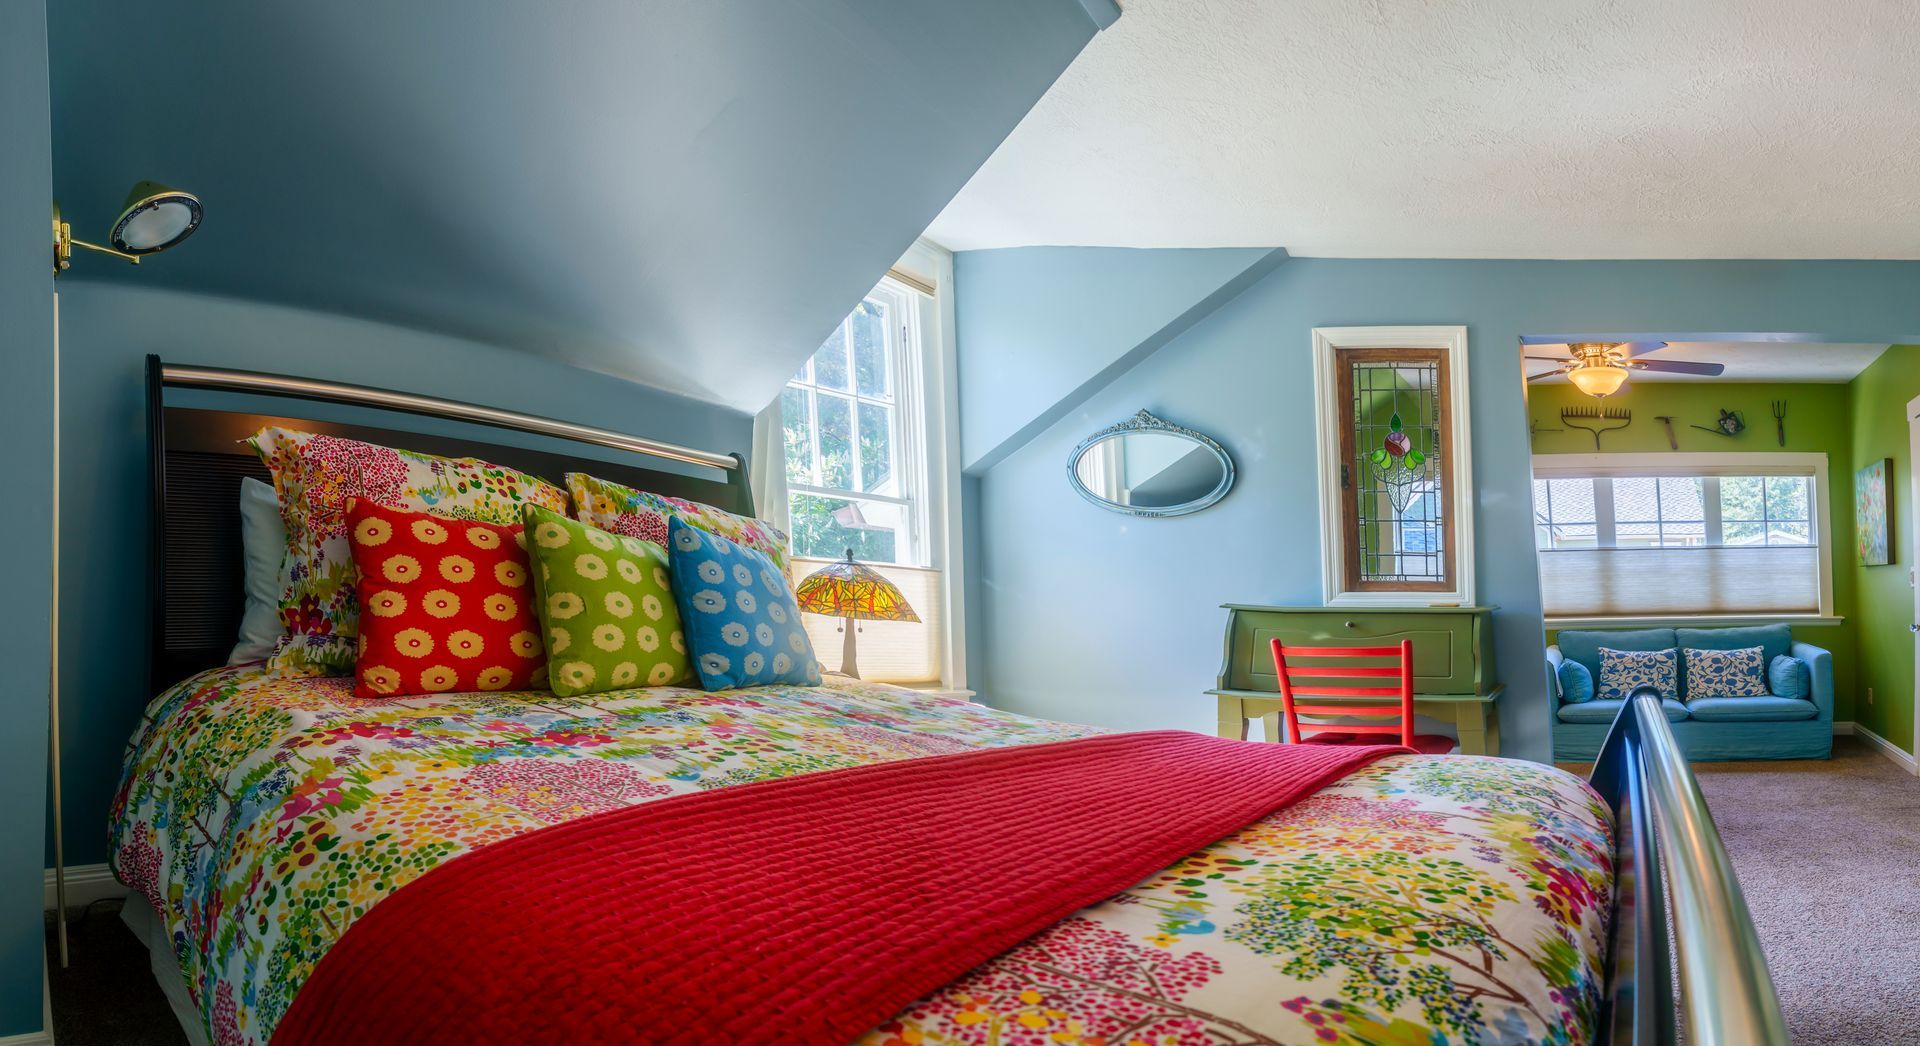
[1269, 637, 1417, 746]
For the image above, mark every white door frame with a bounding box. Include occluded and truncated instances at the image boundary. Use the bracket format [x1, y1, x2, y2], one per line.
[1909, 393, 1920, 765]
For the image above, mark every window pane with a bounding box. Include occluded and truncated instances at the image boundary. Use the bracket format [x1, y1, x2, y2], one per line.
[1721, 477, 1765, 521]
[1661, 520, 1706, 546]
[1617, 521, 1659, 546]
[1724, 520, 1763, 545]
[816, 393, 853, 489]
[1770, 521, 1811, 545]
[1546, 479, 1596, 523]
[1767, 476, 1810, 521]
[1532, 480, 1550, 526]
[1552, 523, 1598, 548]
[852, 299, 889, 398]
[812, 323, 850, 391]
[787, 493, 900, 563]
[857, 401, 892, 494]
[781, 386, 813, 484]
[1659, 477, 1705, 521]
[1614, 478, 1659, 523]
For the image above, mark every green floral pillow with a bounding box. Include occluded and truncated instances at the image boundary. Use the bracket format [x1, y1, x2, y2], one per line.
[524, 504, 691, 695]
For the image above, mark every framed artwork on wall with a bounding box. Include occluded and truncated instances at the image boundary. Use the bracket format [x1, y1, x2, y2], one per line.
[1856, 458, 1892, 566]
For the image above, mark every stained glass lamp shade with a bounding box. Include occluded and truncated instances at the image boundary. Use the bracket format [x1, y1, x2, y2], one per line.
[793, 549, 919, 679]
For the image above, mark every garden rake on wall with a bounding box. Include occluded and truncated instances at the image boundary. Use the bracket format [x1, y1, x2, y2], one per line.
[1561, 407, 1631, 450]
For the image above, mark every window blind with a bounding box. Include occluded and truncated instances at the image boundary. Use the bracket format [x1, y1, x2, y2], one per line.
[1537, 545, 1820, 617]
[791, 557, 943, 684]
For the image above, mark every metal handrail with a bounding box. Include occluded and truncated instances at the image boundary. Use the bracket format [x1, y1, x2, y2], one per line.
[1590, 687, 1789, 1045]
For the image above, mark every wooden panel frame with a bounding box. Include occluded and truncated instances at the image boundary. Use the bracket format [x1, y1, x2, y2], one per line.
[1310, 326, 1476, 607]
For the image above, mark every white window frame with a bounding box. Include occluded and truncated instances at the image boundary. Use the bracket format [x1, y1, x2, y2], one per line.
[786, 279, 932, 568]
[1311, 325, 1476, 606]
[1532, 451, 1838, 627]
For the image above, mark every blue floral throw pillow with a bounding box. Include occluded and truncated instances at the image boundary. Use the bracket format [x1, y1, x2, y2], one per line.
[667, 517, 821, 690]
[1597, 647, 1678, 702]
[1684, 646, 1769, 700]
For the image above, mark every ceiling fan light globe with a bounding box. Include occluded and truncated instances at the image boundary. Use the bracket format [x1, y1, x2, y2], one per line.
[1567, 364, 1629, 398]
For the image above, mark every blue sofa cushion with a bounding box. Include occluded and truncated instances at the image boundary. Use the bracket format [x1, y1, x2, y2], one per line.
[1686, 696, 1818, 723]
[1557, 697, 1690, 724]
[1769, 655, 1811, 700]
[1557, 659, 1596, 703]
[1558, 628, 1675, 683]
[1682, 646, 1769, 698]
[1597, 647, 1679, 701]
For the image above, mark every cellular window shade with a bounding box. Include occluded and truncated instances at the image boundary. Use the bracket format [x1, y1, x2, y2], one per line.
[1537, 546, 1819, 617]
[791, 557, 942, 684]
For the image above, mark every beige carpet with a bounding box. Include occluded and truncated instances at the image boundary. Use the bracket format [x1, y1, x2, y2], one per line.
[1627, 737, 1920, 1044]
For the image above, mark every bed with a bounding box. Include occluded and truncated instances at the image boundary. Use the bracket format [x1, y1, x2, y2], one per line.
[100, 358, 1785, 1045]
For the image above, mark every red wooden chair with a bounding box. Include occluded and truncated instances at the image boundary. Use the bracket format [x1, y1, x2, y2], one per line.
[1268, 638, 1456, 754]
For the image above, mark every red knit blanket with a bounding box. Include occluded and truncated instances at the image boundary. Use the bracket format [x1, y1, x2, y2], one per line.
[273, 730, 1400, 1045]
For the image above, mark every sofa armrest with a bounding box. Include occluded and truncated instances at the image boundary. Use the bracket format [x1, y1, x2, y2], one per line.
[1546, 645, 1565, 704]
[1791, 641, 1834, 722]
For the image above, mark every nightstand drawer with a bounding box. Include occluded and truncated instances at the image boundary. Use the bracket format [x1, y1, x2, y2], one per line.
[1217, 605, 1496, 696]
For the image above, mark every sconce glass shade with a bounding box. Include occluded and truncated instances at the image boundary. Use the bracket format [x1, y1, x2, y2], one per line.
[109, 182, 202, 254]
[1566, 363, 1629, 398]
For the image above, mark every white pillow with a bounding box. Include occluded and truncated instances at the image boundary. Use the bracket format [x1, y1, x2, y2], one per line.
[227, 477, 288, 665]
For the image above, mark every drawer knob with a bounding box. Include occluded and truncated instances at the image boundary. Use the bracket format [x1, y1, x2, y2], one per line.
[1344, 620, 1356, 628]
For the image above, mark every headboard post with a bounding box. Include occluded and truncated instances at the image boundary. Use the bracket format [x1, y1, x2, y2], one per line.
[145, 354, 168, 700]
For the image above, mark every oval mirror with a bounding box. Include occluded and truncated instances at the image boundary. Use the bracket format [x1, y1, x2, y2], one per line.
[1068, 410, 1235, 517]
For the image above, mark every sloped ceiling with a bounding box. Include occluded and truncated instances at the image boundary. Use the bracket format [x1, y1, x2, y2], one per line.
[48, 0, 1115, 412]
[929, 0, 1920, 257]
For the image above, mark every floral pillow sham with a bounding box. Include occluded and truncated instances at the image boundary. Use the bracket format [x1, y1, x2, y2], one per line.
[1596, 647, 1678, 702]
[1683, 646, 1770, 700]
[249, 427, 568, 676]
[567, 472, 791, 578]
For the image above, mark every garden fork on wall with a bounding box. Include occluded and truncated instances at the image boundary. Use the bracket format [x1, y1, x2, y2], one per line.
[1561, 407, 1631, 450]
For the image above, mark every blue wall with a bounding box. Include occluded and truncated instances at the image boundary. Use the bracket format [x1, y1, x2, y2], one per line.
[0, 1, 55, 1036]
[961, 256, 1920, 763]
[51, 281, 753, 869]
[955, 247, 1282, 470]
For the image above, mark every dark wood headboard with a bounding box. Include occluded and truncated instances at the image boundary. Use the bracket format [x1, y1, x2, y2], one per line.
[145, 356, 753, 695]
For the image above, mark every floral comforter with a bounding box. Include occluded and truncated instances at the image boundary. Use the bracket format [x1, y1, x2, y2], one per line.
[112, 666, 1613, 1045]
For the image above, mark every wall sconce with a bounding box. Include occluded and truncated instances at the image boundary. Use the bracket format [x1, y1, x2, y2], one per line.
[53, 180, 202, 273]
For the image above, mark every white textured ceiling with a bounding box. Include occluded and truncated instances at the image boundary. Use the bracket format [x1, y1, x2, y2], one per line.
[928, 0, 1920, 257]
[1526, 342, 1889, 383]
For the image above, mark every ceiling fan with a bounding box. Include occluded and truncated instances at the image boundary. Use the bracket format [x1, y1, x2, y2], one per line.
[1525, 341, 1726, 399]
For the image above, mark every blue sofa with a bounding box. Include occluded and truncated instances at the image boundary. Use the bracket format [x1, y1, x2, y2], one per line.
[1548, 624, 1833, 762]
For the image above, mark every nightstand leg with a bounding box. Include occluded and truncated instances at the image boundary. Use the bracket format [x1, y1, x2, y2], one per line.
[1455, 705, 1490, 756]
[1257, 711, 1283, 744]
[1216, 695, 1247, 740]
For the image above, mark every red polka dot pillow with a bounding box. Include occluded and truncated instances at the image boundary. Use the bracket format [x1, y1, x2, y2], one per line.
[345, 498, 547, 698]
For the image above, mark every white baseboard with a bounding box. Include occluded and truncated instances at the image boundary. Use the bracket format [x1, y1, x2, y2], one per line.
[0, 1029, 54, 1045]
[1854, 723, 1920, 775]
[1833, 720, 1856, 735]
[43, 863, 127, 911]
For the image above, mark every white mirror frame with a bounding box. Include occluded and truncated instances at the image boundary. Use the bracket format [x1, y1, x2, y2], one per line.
[1310, 325, 1476, 606]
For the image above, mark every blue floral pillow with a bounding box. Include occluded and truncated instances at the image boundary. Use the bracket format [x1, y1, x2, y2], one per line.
[1685, 646, 1769, 700]
[667, 517, 821, 690]
[1597, 647, 1678, 702]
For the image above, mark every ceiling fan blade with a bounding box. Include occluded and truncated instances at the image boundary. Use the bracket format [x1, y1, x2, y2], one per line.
[1621, 341, 1669, 357]
[1526, 371, 1565, 382]
[1634, 359, 1725, 376]
[1523, 355, 1572, 362]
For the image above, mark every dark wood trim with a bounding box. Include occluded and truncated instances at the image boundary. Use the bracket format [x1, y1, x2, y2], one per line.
[1335, 347, 1456, 594]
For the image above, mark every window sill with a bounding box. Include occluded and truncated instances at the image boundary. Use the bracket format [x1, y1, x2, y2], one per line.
[1545, 613, 1845, 630]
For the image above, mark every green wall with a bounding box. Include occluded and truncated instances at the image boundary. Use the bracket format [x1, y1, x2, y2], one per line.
[1530, 379, 1860, 719]
[1848, 346, 1920, 750]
